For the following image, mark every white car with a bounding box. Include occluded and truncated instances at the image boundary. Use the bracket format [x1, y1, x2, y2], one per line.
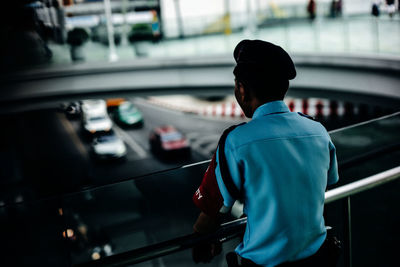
[81, 99, 112, 134]
[91, 130, 127, 160]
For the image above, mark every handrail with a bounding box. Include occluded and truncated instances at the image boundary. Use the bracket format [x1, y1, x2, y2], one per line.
[74, 166, 400, 267]
[325, 166, 400, 203]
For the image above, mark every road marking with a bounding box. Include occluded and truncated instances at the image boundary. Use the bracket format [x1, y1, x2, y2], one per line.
[202, 141, 218, 157]
[56, 113, 89, 160]
[113, 124, 147, 159]
[188, 133, 219, 158]
[186, 132, 201, 140]
[190, 134, 219, 149]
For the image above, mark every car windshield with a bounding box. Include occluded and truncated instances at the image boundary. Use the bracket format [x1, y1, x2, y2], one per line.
[89, 116, 106, 121]
[120, 103, 137, 114]
[97, 134, 117, 143]
[161, 132, 183, 142]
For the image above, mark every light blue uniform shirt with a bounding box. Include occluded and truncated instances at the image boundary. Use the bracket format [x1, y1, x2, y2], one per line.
[216, 100, 339, 267]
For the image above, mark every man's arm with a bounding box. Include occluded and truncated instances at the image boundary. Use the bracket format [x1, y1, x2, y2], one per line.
[192, 211, 223, 263]
[191, 125, 243, 262]
[192, 153, 225, 218]
[192, 153, 225, 263]
[328, 140, 339, 186]
[193, 211, 220, 234]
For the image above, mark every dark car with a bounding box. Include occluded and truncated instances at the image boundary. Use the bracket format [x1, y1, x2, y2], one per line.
[149, 126, 191, 158]
[62, 102, 81, 119]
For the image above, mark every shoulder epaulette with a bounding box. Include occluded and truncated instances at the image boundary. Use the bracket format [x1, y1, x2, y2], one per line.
[297, 112, 315, 120]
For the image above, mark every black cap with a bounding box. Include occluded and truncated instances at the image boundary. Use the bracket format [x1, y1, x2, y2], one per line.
[233, 39, 296, 81]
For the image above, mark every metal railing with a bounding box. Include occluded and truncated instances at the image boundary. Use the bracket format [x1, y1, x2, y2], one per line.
[325, 166, 400, 204]
[325, 166, 400, 267]
[75, 166, 400, 267]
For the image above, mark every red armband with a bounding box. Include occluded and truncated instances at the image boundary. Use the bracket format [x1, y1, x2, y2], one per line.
[193, 153, 224, 218]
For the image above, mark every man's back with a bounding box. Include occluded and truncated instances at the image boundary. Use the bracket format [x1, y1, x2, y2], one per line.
[216, 101, 338, 266]
[192, 40, 339, 267]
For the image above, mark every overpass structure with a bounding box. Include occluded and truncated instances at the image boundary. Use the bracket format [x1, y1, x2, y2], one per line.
[1, 53, 400, 113]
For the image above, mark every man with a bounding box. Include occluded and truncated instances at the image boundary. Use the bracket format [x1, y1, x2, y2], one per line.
[307, 0, 316, 21]
[372, 0, 382, 17]
[192, 40, 339, 267]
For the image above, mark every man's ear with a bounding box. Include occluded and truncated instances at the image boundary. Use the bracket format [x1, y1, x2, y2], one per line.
[239, 82, 250, 102]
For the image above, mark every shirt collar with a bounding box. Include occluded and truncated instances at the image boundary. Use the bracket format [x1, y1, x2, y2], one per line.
[252, 100, 290, 119]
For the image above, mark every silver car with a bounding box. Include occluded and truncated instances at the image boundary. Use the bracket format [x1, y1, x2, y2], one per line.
[91, 130, 127, 160]
[81, 99, 113, 134]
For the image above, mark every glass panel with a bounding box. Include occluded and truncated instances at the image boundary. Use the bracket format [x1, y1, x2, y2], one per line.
[62, 162, 208, 265]
[330, 113, 400, 184]
[1, 113, 399, 266]
[350, 179, 400, 266]
[325, 179, 400, 267]
[0, 197, 70, 267]
[331, 113, 400, 156]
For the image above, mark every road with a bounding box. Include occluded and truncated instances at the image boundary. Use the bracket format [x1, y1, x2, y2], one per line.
[2, 94, 387, 199]
[0, 97, 243, 199]
[68, 97, 245, 189]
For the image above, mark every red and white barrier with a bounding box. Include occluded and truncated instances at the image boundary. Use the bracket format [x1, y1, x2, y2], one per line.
[201, 102, 245, 118]
[285, 98, 346, 117]
[200, 98, 350, 119]
[147, 96, 375, 120]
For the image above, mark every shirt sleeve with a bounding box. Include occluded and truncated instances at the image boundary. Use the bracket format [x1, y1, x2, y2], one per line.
[215, 141, 243, 208]
[328, 140, 339, 186]
[192, 153, 224, 218]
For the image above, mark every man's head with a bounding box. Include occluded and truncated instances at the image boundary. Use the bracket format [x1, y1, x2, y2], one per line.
[233, 40, 296, 117]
